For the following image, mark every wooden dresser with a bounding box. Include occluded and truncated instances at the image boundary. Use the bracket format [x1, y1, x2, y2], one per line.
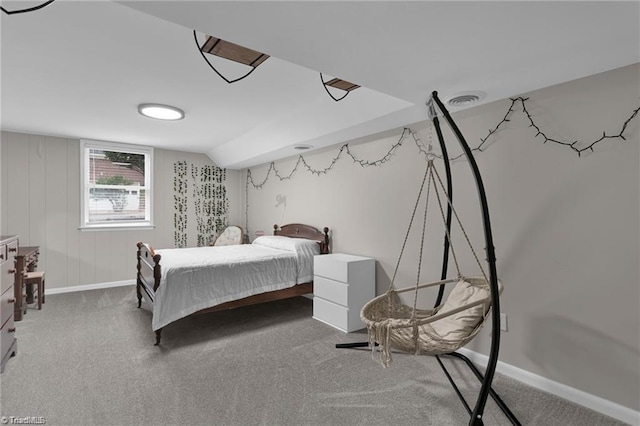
[1, 235, 18, 373]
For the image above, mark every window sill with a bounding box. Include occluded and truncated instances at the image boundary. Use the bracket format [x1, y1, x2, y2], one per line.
[79, 223, 156, 232]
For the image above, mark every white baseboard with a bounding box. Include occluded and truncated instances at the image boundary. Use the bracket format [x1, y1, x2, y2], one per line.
[45, 279, 136, 295]
[456, 348, 640, 425]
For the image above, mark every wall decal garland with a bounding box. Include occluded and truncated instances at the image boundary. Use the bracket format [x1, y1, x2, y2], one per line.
[173, 161, 188, 248]
[423, 97, 640, 161]
[248, 99, 639, 190]
[191, 164, 229, 247]
[244, 97, 639, 234]
[247, 127, 411, 189]
[174, 161, 229, 248]
[244, 128, 416, 233]
[519, 98, 639, 157]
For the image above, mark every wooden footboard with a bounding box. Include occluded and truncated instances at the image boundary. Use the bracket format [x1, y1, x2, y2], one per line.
[136, 242, 161, 309]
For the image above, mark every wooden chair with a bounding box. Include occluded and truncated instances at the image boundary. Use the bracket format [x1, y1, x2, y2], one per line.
[23, 271, 45, 310]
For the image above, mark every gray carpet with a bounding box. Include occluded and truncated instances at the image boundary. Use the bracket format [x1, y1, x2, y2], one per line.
[0, 286, 626, 425]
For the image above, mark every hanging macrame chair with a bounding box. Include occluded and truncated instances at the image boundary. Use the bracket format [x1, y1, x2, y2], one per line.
[361, 157, 502, 367]
[339, 92, 520, 426]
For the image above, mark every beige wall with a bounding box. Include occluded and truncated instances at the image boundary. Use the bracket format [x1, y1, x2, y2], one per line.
[243, 64, 639, 411]
[1, 64, 637, 413]
[0, 133, 241, 288]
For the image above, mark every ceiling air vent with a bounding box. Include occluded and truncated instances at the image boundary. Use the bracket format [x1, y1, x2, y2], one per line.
[445, 91, 487, 107]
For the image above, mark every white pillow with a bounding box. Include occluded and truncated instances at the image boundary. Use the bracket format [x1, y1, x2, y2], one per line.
[430, 279, 489, 341]
[252, 235, 319, 254]
[253, 236, 320, 283]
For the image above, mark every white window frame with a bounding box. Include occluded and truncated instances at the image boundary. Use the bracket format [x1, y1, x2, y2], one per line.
[80, 139, 154, 231]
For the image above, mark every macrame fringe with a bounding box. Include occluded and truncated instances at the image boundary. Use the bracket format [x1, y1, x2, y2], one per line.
[363, 277, 497, 368]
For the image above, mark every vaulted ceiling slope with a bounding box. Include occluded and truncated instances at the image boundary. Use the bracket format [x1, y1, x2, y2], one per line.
[2, 1, 638, 169]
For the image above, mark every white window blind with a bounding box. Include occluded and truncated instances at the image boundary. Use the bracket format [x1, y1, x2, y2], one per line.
[80, 140, 153, 230]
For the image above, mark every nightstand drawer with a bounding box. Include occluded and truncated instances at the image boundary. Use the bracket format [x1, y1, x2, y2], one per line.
[313, 297, 349, 331]
[314, 253, 375, 283]
[314, 276, 348, 307]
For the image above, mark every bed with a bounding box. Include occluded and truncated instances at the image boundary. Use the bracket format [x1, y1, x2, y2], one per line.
[136, 223, 330, 345]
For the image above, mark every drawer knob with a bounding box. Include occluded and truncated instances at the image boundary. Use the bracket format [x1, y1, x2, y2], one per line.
[0, 254, 4, 260]
[8, 269, 16, 274]
[7, 298, 16, 304]
[8, 247, 16, 252]
[8, 328, 16, 333]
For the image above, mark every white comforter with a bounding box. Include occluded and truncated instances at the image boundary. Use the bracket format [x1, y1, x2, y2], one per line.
[152, 239, 318, 331]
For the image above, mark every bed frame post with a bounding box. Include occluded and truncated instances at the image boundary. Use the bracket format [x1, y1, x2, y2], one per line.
[136, 242, 143, 308]
[322, 227, 330, 254]
[153, 253, 161, 292]
[152, 253, 162, 345]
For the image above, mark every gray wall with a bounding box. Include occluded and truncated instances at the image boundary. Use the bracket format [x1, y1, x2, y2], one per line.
[0, 133, 241, 288]
[243, 64, 639, 411]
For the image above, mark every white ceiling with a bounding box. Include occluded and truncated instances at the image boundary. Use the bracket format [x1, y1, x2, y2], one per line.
[2, 1, 639, 169]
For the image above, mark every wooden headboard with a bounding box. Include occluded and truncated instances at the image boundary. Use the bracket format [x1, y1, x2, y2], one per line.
[273, 223, 330, 254]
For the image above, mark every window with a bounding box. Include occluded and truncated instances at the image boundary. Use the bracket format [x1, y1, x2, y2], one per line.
[80, 140, 153, 230]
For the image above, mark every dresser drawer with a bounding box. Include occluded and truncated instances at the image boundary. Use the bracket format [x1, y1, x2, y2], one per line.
[314, 253, 375, 283]
[314, 276, 348, 307]
[0, 286, 15, 327]
[0, 243, 6, 266]
[0, 304, 16, 361]
[1, 251, 16, 295]
[6, 240, 18, 258]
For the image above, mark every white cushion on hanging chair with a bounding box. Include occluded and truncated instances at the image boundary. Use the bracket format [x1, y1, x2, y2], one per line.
[430, 279, 490, 341]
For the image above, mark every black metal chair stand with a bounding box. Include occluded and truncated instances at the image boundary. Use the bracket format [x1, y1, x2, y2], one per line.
[335, 91, 521, 426]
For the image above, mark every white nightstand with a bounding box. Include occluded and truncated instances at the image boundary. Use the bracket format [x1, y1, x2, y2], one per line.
[313, 253, 375, 332]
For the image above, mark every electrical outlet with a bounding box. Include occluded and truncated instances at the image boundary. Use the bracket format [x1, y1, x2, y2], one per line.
[500, 313, 508, 332]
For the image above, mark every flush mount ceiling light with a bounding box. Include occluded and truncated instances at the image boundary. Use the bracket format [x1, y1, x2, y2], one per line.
[138, 103, 185, 121]
[320, 73, 360, 102]
[195, 31, 269, 84]
[445, 91, 487, 107]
